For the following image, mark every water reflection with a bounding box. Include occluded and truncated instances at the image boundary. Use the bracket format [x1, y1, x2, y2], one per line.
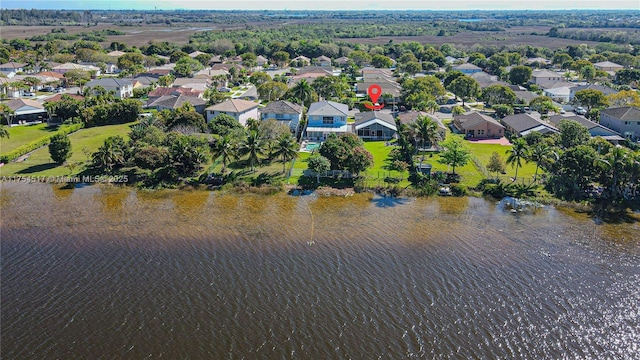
[1, 183, 639, 359]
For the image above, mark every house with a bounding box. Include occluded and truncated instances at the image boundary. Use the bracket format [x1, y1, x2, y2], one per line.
[305, 100, 349, 140]
[131, 76, 158, 88]
[0, 62, 26, 75]
[189, 51, 207, 58]
[470, 71, 507, 89]
[205, 99, 259, 126]
[291, 55, 311, 67]
[501, 113, 558, 136]
[256, 55, 269, 67]
[4, 99, 48, 125]
[599, 107, 640, 141]
[549, 114, 624, 143]
[315, 56, 332, 67]
[334, 56, 350, 67]
[291, 67, 333, 83]
[106, 50, 126, 58]
[52, 62, 100, 76]
[146, 95, 207, 113]
[353, 111, 397, 140]
[171, 78, 210, 91]
[453, 63, 482, 75]
[260, 100, 304, 132]
[84, 78, 133, 98]
[525, 57, 551, 67]
[453, 112, 505, 139]
[543, 86, 572, 103]
[569, 84, 618, 102]
[593, 61, 624, 72]
[396, 111, 447, 141]
[530, 69, 563, 86]
[237, 86, 258, 101]
[148, 87, 203, 101]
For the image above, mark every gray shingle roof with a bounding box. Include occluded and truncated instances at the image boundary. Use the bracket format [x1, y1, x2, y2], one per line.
[502, 113, 556, 133]
[260, 100, 303, 115]
[354, 111, 396, 126]
[600, 107, 640, 120]
[308, 101, 348, 117]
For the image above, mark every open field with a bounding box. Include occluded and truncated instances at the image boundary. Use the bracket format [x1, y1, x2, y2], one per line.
[0, 122, 135, 177]
[0, 123, 61, 151]
[1, 23, 601, 49]
[342, 27, 601, 49]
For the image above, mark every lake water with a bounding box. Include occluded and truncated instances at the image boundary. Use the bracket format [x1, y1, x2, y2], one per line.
[1, 183, 639, 359]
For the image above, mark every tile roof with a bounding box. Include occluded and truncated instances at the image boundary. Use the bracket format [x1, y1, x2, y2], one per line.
[6, 98, 44, 111]
[205, 99, 259, 113]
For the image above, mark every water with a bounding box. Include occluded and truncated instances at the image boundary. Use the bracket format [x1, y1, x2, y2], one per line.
[1, 183, 639, 359]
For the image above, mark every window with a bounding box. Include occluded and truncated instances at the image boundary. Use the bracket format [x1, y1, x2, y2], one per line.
[322, 116, 333, 125]
[276, 114, 285, 119]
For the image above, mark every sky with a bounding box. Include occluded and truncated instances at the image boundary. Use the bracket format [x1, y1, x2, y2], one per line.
[1, 0, 639, 10]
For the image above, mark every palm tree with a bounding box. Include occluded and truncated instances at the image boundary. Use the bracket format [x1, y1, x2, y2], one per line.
[599, 146, 630, 201]
[423, 99, 439, 114]
[506, 138, 529, 182]
[0, 125, 10, 139]
[291, 79, 315, 108]
[529, 142, 550, 182]
[410, 115, 441, 167]
[271, 133, 299, 173]
[238, 130, 265, 172]
[210, 134, 238, 173]
[92, 137, 125, 174]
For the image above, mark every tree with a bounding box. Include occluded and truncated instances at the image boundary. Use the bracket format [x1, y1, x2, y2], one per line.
[607, 90, 640, 108]
[487, 151, 506, 179]
[447, 76, 480, 106]
[437, 136, 471, 175]
[0, 125, 9, 139]
[452, 106, 465, 116]
[257, 81, 288, 102]
[529, 142, 551, 182]
[482, 84, 517, 106]
[271, 51, 290, 67]
[287, 79, 317, 108]
[173, 56, 203, 78]
[579, 65, 596, 83]
[558, 119, 590, 149]
[505, 138, 528, 182]
[546, 145, 598, 200]
[492, 104, 514, 118]
[63, 69, 90, 89]
[573, 89, 609, 112]
[48, 133, 72, 165]
[168, 134, 210, 178]
[371, 54, 393, 68]
[208, 113, 244, 137]
[307, 154, 330, 183]
[92, 136, 127, 173]
[529, 96, 557, 116]
[271, 133, 299, 173]
[508, 65, 532, 86]
[596, 146, 632, 203]
[238, 130, 265, 172]
[401, 76, 446, 109]
[409, 115, 442, 167]
[311, 76, 350, 100]
[346, 147, 374, 176]
[209, 134, 238, 173]
[615, 69, 640, 86]
[249, 71, 271, 86]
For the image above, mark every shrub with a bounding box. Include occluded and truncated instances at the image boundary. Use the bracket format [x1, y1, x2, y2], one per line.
[450, 184, 468, 196]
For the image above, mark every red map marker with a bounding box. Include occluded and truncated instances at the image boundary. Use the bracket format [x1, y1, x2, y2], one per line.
[368, 84, 382, 104]
[364, 84, 385, 111]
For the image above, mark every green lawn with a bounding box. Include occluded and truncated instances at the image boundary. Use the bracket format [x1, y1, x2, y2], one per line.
[0, 123, 70, 151]
[0, 122, 136, 177]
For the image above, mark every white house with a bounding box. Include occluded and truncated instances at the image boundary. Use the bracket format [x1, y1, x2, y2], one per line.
[85, 78, 134, 99]
[315, 56, 332, 67]
[600, 107, 640, 141]
[531, 69, 563, 86]
[205, 99, 259, 126]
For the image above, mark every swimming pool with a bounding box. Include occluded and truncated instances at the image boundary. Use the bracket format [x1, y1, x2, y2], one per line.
[305, 142, 321, 151]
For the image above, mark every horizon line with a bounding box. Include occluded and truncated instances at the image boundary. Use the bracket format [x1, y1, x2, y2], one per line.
[1, 8, 639, 11]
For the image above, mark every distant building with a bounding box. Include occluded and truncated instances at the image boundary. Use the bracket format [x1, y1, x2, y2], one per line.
[205, 99, 259, 126]
[260, 100, 304, 132]
[600, 107, 640, 141]
[453, 63, 482, 75]
[84, 78, 133, 99]
[549, 114, 623, 143]
[453, 112, 505, 139]
[4, 99, 48, 125]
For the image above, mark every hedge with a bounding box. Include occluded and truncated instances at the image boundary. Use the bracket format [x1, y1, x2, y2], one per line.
[0, 123, 84, 163]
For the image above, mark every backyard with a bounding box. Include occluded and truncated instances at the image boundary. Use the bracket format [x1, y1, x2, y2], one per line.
[0, 122, 136, 177]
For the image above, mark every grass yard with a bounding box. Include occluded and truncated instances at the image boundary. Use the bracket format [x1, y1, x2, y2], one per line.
[362, 141, 410, 187]
[0, 122, 136, 177]
[0, 123, 72, 151]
